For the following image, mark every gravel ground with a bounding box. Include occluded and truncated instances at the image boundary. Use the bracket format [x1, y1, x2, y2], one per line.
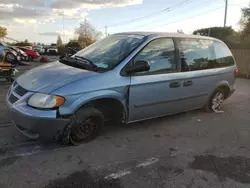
[0, 61, 249, 188]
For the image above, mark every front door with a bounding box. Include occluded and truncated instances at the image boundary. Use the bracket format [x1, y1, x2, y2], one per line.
[128, 38, 183, 121]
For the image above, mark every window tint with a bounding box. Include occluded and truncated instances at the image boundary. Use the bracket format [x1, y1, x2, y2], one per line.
[134, 38, 176, 74]
[213, 41, 234, 67]
[179, 39, 215, 71]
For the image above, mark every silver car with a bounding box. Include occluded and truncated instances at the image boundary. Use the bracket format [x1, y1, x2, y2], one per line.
[6, 32, 237, 145]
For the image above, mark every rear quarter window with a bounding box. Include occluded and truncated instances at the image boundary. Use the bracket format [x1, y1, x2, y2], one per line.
[213, 41, 235, 67]
[179, 38, 214, 71]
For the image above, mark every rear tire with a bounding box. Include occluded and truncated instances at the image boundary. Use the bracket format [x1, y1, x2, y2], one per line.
[60, 107, 104, 145]
[205, 88, 225, 113]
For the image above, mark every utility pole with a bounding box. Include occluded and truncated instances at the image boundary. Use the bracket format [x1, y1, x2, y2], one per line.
[82, 18, 87, 48]
[224, 0, 228, 27]
[105, 26, 108, 36]
[62, 12, 65, 43]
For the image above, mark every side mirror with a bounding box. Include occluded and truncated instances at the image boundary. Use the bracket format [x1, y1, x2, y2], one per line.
[126, 60, 150, 74]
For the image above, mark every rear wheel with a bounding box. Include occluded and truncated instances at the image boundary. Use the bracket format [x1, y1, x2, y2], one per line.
[60, 107, 104, 145]
[205, 89, 225, 112]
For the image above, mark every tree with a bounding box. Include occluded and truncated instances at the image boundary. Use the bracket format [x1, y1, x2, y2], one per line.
[75, 19, 102, 48]
[57, 35, 63, 46]
[0, 26, 7, 39]
[240, 7, 250, 38]
[193, 27, 234, 40]
[14, 41, 32, 46]
[65, 40, 81, 48]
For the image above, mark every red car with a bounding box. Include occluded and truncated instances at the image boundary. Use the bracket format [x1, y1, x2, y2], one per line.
[16, 47, 40, 61]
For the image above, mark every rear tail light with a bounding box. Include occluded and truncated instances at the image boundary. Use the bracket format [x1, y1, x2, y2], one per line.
[234, 67, 238, 78]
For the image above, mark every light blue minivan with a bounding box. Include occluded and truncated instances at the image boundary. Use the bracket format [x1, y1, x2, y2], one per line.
[6, 32, 237, 145]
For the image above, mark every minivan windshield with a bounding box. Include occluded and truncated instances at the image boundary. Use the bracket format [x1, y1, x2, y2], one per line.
[72, 34, 147, 71]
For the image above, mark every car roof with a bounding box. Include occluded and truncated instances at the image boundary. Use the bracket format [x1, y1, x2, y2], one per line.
[114, 32, 221, 41]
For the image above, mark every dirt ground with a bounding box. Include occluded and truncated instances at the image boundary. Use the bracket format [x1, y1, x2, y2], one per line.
[0, 61, 250, 188]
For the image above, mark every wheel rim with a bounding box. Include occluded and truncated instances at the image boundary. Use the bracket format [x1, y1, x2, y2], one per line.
[212, 92, 224, 112]
[6, 53, 14, 61]
[70, 117, 98, 143]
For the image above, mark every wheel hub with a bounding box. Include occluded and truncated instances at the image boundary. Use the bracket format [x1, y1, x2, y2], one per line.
[70, 118, 97, 143]
[212, 92, 224, 112]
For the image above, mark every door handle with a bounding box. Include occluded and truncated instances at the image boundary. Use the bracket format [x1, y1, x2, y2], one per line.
[183, 80, 193, 87]
[170, 81, 181, 88]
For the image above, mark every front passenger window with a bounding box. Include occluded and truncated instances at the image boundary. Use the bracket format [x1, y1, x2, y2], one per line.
[134, 38, 176, 74]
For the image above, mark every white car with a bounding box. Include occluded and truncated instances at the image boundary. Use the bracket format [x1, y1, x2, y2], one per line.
[47, 48, 58, 54]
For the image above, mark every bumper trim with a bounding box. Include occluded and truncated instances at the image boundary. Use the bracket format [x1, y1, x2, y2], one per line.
[13, 121, 39, 139]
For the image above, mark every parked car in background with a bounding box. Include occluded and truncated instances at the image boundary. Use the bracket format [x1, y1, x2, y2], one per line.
[6, 32, 237, 145]
[47, 47, 58, 55]
[17, 47, 40, 61]
[9, 46, 28, 61]
[42, 46, 58, 55]
[32, 46, 43, 54]
[0, 41, 21, 63]
[25, 46, 33, 50]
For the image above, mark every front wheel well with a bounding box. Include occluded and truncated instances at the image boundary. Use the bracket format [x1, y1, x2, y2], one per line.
[80, 98, 125, 124]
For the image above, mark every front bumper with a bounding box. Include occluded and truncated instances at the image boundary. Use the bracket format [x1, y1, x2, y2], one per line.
[21, 55, 28, 61]
[6, 89, 70, 140]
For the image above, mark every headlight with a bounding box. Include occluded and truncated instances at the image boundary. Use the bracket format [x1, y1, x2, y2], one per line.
[28, 93, 65, 109]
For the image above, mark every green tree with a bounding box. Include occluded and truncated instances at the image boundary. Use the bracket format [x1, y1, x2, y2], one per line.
[14, 41, 32, 46]
[75, 19, 102, 48]
[65, 40, 81, 48]
[240, 7, 250, 37]
[0, 26, 7, 38]
[193, 27, 234, 40]
[57, 35, 63, 46]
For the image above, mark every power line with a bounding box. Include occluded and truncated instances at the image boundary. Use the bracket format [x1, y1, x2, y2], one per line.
[120, 0, 214, 31]
[107, 0, 198, 28]
[149, 6, 225, 29]
[152, 3, 246, 29]
[123, 2, 245, 32]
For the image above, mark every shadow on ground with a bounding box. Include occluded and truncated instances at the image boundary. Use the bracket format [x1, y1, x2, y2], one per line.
[43, 170, 123, 188]
[190, 155, 250, 184]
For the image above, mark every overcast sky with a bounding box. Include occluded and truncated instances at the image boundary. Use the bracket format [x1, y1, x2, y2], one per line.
[0, 0, 249, 44]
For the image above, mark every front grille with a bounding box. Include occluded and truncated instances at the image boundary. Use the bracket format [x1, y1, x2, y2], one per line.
[14, 85, 28, 96]
[9, 94, 18, 104]
[8, 83, 28, 104]
[13, 81, 17, 87]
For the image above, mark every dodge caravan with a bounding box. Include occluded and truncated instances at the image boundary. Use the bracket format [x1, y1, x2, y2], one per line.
[6, 32, 237, 145]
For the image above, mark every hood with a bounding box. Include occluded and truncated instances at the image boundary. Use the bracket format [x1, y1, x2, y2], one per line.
[17, 61, 99, 93]
[19, 49, 27, 56]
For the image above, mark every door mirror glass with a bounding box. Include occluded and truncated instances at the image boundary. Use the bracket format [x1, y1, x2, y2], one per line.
[126, 60, 150, 74]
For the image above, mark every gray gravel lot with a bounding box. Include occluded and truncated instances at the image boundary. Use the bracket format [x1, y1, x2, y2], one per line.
[0, 61, 249, 188]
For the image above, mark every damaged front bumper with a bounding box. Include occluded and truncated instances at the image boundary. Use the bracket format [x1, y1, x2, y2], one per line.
[6, 93, 70, 140]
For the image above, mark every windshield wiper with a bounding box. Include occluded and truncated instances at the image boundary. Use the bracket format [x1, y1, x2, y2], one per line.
[74, 55, 98, 71]
[59, 57, 98, 71]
